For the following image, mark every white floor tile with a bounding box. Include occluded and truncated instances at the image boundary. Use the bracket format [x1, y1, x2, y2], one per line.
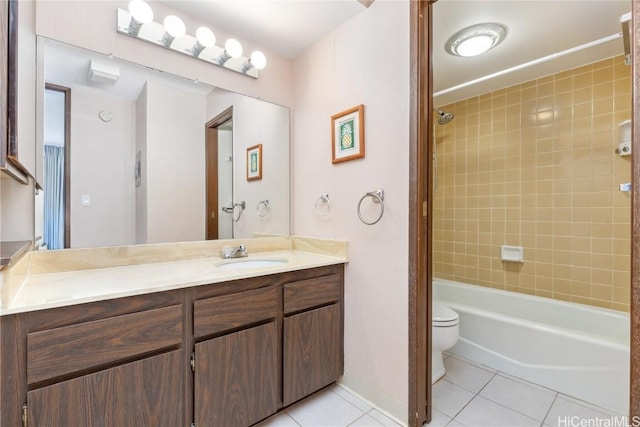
[287, 387, 365, 427]
[425, 409, 451, 427]
[454, 396, 540, 427]
[544, 395, 623, 427]
[333, 385, 374, 413]
[445, 420, 467, 427]
[348, 414, 385, 427]
[480, 373, 557, 421]
[367, 409, 401, 426]
[255, 411, 301, 427]
[432, 379, 475, 418]
[442, 356, 495, 393]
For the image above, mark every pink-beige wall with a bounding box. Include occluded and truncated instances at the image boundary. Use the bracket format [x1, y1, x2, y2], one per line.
[70, 89, 136, 248]
[292, 2, 410, 422]
[433, 55, 632, 312]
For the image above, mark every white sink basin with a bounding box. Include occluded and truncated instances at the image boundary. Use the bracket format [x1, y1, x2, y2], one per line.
[216, 258, 289, 270]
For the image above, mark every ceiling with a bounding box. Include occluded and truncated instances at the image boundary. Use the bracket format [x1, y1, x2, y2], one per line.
[46, 1, 633, 108]
[162, 0, 367, 59]
[160, 0, 631, 105]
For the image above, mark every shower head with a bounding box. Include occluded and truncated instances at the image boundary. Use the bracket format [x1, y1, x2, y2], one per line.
[436, 110, 455, 125]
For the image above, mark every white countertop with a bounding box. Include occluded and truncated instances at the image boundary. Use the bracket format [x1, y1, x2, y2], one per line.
[0, 237, 348, 316]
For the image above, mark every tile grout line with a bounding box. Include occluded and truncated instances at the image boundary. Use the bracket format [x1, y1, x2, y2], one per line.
[540, 393, 560, 427]
[448, 371, 498, 424]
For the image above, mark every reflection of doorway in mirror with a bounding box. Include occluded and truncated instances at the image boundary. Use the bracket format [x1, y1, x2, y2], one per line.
[206, 107, 234, 240]
[42, 84, 71, 250]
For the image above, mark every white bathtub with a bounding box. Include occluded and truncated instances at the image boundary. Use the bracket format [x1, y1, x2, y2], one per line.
[433, 279, 630, 415]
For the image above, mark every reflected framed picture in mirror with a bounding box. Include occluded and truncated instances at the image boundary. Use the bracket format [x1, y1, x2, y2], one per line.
[331, 104, 365, 164]
[246, 144, 262, 181]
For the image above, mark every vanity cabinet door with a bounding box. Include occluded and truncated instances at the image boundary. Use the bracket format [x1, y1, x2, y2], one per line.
[194, 321, 279, 427]
[283, 303, 342, 406]
[27, 350, 183, 426]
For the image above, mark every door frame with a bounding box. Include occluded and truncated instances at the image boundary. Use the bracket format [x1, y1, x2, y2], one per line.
[205, 107, 233, 240]
[44, 83, 71, 249]
[408, 2, 640, 425]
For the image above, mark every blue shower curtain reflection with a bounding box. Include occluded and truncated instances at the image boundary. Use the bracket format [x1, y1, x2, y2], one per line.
[44, 145, 65, 250]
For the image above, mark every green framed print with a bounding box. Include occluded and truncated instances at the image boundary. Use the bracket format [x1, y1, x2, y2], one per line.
[331, 104, 365, 164]
[246, 143, 262, 181]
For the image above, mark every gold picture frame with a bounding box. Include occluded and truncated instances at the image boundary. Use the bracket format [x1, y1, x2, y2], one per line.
[331, 104, 365, 164]
[246, 144, 262, 181]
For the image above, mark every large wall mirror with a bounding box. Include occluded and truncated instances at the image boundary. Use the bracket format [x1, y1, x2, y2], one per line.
[35, 37, 290, 250]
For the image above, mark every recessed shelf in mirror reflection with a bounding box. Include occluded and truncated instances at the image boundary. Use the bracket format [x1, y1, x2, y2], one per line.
[36, 37, 290, 250]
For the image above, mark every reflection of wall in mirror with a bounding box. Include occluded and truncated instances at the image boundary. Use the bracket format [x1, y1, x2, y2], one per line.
[207, 90, 290, 239]
[218, 129, 233, 239]
[135, 85, 148, 245]
[141, 81, 206, 245]
[71, 89, 136, 248]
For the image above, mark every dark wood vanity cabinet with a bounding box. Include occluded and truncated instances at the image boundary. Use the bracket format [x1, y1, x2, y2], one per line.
[0, 264, 344, 427]
[193, 286, 280, 427]
[283, 274, 344, 406]
[27, 350, 184, 426]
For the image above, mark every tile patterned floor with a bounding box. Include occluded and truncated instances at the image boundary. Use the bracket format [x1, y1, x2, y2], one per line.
[256, 353, 625, 427]
[429, 353, 624, 427]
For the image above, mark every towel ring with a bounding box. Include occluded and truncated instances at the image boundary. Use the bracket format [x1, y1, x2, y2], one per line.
[232, 201, 246, 222]
[357, 189, 384, 225]
[314, 194, 331, 216]
[257, 200, 270, 217]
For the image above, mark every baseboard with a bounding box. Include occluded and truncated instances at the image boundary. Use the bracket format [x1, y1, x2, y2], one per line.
[338, 372, 408, 426]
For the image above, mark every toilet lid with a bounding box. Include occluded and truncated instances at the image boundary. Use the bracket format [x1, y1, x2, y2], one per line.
[433, 303, 459, 324]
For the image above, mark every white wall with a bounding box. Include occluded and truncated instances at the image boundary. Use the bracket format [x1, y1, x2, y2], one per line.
[135, 85, 148, 244]
[34, 1, 293, 108]
[218, 129, 233, 239]
[291, 2, 410, 423]
[145, 81, 206, 244]
[70, 89, 136, 248]
[207, 90, 290, 238]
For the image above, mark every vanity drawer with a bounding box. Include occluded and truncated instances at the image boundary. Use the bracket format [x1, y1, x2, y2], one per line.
[27, 304, 183, 385]
[194, 286, 278, 338]
[284, 274, 341, 314]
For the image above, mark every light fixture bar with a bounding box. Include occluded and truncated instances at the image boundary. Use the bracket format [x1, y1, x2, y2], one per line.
[116, 8, 262, 79]
[435, 33, 621, 98]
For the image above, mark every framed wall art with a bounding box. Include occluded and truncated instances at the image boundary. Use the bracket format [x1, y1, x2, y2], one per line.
[246, 144, 262, 181]
[331, 104, 364, 164]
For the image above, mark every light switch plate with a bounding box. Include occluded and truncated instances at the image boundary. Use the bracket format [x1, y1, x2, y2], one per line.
[81, 195, 91, 206]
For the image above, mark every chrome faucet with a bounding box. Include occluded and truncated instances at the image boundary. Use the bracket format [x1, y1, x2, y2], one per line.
[221, 244, 248, 259]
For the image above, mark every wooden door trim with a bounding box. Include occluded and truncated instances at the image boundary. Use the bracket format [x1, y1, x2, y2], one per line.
[206, 128, 219, 240]
[205, 107, 233, 240]
[44, 83, 71, 249]
[408, 1, 432, 426]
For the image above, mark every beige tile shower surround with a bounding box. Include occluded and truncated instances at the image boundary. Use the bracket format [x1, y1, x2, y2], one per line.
[433, 55, 631, 312]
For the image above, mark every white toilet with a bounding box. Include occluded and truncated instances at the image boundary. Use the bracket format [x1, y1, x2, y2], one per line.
[432, 302, 459, 384]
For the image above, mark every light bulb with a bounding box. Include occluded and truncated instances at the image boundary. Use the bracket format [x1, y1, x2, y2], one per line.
[250, 51, 267, 70]
[456, 35, 494, 57]
[196, 27, 216, 48]
[225, 39, 243, 58]
[129, 0, 153, 24]
[163, 15, 186, 38]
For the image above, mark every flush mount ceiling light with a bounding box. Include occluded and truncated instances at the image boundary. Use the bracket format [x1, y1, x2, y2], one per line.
[117, 0, 267, 78]
[446, 23, 507, 57]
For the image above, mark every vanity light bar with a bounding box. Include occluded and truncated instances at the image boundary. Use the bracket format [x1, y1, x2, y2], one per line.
[116, 8, 265, 79]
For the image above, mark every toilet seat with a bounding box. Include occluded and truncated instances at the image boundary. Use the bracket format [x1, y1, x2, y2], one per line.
[433, 303, 459, 327]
